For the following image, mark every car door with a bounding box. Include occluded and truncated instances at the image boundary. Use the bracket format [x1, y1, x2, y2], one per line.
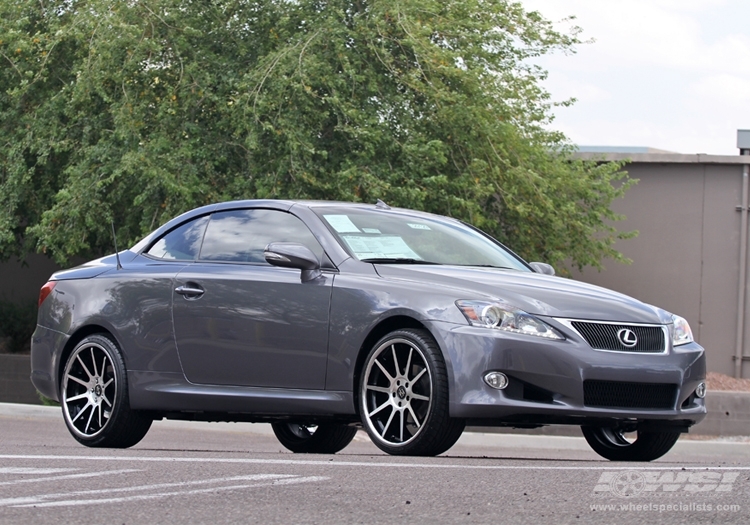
[172, 208, 333, 389]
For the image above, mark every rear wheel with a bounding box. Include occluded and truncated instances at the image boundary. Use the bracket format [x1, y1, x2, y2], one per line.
[61, 334, 152, 448]
[359, 329, 465, 456]
[582, 425, 680, 461]
[271, 423, 357, 453]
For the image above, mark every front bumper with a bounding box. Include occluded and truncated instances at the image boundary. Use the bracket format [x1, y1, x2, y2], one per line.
[431, 319, 706, 428]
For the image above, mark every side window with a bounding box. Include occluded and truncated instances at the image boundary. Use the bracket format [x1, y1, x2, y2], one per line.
[146, 216, 209, 260]
[199, 209, 325, 263]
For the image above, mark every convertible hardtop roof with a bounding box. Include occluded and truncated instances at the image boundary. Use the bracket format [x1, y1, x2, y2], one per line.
[130, 199, 448, 254]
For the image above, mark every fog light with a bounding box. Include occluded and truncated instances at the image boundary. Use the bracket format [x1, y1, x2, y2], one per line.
[695, 382, 707, 399]
[484, 372, 509, 390]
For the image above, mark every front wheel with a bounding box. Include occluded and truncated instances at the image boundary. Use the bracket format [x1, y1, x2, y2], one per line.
[582, 426, 680, 461]
[271, 423, 357, 453]
[359, 329, 465, 456]
[61, 334, 152, 448]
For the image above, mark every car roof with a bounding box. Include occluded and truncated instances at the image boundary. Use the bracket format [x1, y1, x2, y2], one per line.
[130, 199, 454, 253]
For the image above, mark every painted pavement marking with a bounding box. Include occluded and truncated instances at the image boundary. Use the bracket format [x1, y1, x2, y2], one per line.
[0, 474, 328, 508]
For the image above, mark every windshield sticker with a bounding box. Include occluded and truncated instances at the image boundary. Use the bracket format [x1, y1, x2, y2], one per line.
[323, 214, 361, 233]
[408, 223, 431, 230]
[342, 235, 421, 260]
[361, 228, 381, 234]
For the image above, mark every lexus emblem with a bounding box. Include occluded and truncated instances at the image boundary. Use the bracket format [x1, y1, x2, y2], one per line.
[617, 328, 638, 348]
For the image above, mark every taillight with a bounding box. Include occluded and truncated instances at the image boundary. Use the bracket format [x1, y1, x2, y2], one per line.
[38, 281, 56, 307]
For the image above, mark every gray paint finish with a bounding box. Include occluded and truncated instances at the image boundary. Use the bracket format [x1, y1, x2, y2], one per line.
[30, 200, 706, 452]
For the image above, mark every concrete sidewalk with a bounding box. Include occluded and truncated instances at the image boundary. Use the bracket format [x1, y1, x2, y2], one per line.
[3, 402, 749, 458]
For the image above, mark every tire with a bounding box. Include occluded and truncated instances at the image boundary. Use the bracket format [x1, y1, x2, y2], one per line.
[359, 329, 465, 456]
[582, 426, 680, 462]
[60, 334, 152, 448]
[272, 423, 357, 453]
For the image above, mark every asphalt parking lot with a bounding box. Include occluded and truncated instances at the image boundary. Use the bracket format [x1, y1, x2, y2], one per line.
[1, 403, 748, 524]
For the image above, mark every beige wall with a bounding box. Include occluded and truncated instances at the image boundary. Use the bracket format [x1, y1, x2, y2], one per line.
[573, 155, 750, 377]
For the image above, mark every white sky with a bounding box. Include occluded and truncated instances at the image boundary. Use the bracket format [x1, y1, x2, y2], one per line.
[519, 0, 750, 155]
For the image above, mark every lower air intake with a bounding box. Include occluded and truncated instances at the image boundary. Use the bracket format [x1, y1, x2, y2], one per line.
[583, 380, 677, 409]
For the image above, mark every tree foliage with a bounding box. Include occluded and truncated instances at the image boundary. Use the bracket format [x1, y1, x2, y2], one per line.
[0, 0, 634, 269]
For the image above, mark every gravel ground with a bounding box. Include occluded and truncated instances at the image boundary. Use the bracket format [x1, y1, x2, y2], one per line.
[706, 372, 750, 392]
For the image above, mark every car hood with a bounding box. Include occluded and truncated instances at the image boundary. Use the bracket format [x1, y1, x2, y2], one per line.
[374, 265, 670, 324]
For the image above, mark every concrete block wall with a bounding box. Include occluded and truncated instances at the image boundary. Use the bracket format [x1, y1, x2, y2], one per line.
[0, 355, 42, 405]
[700, 391, 750, 436]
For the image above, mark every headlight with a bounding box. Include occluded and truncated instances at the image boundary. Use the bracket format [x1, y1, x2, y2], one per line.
[456, 300, 564, 340]
[671, 314, 694, 346]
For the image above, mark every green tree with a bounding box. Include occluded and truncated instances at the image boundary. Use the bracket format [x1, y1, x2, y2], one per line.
[0, 0, 634, 270]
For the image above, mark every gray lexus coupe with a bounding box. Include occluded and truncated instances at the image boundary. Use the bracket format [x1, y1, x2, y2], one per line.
[31, 200, 706, 461]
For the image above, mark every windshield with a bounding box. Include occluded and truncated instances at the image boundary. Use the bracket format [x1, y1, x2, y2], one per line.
[315, 207, 530, 271]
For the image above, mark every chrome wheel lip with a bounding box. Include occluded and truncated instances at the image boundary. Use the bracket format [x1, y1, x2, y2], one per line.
[361, 337, 433, 447]
[61, 341, 117, 440]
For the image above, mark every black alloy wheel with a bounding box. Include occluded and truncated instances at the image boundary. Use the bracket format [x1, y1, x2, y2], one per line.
[61, 334, 152, 448]
[359, 329, 465, 456]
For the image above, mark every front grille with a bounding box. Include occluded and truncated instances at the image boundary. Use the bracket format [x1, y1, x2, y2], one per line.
[583, 380, 677, 409]
[571, 321, 665, 352]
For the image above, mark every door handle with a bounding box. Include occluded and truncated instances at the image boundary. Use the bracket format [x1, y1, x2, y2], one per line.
[175, 285, 205, 298]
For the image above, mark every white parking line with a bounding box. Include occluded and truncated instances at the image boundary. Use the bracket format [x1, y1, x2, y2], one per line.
[2, 454, 750, 470]
[0, 474, 304, 507]
[0, 468, 77, 475]
[0, 469, 140, 486]
[10, 476, 329, 508]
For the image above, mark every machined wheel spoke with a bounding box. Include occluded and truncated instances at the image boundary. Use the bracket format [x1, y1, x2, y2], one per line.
[102, 377, 114, 389]
[97, 404, 103, 428]
[99, 353, 108, 380]
[381, 408, 396, 438]
[101, 394, 112, 408]
[66, 392, 89, 403]
[407, 405, 422, 428]
[369, 399, 391, 418]
[404, 348, 413, 378]
[399, 410, 405, 442]
[375, 359, 394, 381]
[366, 384, 391, 394]
[76, 354, 94, 381]
[71, 402, 91, 424]
[66, 374, 89, 388]
[411, 393, 429, 402]
[84, 403, 95, 433]
[90, 348, 99, 377]
[410, 367, 427, 384]
[391, 345, 401, 376]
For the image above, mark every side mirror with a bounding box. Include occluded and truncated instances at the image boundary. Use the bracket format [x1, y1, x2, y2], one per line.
[264, 242, 322, 282]
[529, 262, 555, 276]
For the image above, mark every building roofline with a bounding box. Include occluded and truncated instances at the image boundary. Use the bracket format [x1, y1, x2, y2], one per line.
[573, 152, 750, 165]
